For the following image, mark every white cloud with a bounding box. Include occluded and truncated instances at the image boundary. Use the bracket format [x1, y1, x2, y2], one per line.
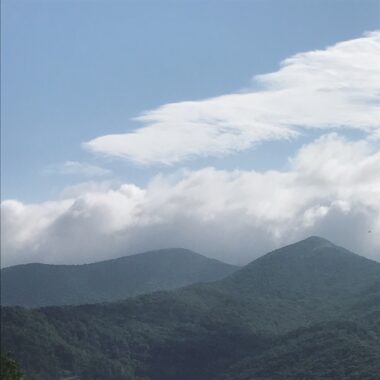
[2, 134, 379, 267]
[84, 31, 380, 165]
[60, 181, 116, 198]
[45, 161, 112, 177]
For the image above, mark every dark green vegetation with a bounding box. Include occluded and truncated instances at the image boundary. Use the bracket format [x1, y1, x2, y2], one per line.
[2, 237, 380, 379]
[1, 352, 24, 380]
[1, 248, 238, 307]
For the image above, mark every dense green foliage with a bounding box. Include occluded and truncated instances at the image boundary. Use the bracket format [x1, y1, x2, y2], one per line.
[2, 237, 380, 379]
[221, 321, 380, 380]
[1, 248, 238, 307]
[1, 353, 24, 380]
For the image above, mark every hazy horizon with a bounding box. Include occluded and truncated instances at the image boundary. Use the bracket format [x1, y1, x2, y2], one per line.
[2, 235, 379, 269]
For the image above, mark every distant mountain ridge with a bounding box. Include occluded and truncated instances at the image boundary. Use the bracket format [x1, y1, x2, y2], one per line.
[1, 248, 239, 307]
[2, 237, 380, 379]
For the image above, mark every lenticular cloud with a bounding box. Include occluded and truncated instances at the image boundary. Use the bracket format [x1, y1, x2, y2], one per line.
[85, 31, 380, 165]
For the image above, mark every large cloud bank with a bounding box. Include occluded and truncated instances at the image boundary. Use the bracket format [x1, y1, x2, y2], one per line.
[2, 134, 379, 267]
[84, 31, 380, 165]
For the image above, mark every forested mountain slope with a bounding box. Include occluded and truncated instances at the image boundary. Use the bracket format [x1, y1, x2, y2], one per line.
[2, 237, 380, 380]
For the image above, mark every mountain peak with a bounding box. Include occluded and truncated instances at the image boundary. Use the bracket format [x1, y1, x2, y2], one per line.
[258, 235, 335, 262]
[223, 236, 380, 300]
[302, 235, 332, 245]
[276, 236, 335, 252]
[300, 236, 336, 249]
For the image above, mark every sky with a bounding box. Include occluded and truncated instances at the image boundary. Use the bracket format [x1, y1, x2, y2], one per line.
[1, 0, 380, 267]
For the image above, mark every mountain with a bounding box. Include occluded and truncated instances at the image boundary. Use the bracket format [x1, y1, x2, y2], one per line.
[1, 237, 380, 380]
[222, 236, 380, 312]
[1, 248, 239, 307]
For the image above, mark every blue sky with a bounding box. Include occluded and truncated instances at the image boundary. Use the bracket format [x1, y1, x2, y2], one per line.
[1, 0, 380, 266]
[2, 0, 379, 201]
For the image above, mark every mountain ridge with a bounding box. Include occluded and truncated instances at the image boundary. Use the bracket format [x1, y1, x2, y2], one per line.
[1, 248, 239, 307]
[2, 237, 380, 379]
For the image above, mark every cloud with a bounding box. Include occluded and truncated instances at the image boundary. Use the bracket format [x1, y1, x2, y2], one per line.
[45, 161, 112, 177]
[59, 181, 117, 199]
[2, 134, 379, 267]
[84, 31, 380, 165]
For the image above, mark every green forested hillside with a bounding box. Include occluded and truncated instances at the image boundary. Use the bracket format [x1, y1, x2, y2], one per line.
[1, 248, 238, 307]
[2, 237, 380, 380]
[221, 321, 380, 380]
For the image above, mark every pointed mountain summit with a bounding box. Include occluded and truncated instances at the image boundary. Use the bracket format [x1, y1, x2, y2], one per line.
[1, 248, 238, 307]
[222, 236, 380, 301]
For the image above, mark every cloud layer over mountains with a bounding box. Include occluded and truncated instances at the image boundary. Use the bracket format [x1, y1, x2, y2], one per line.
[2, 134, 379, 267]
[2, 32, 379, 267]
